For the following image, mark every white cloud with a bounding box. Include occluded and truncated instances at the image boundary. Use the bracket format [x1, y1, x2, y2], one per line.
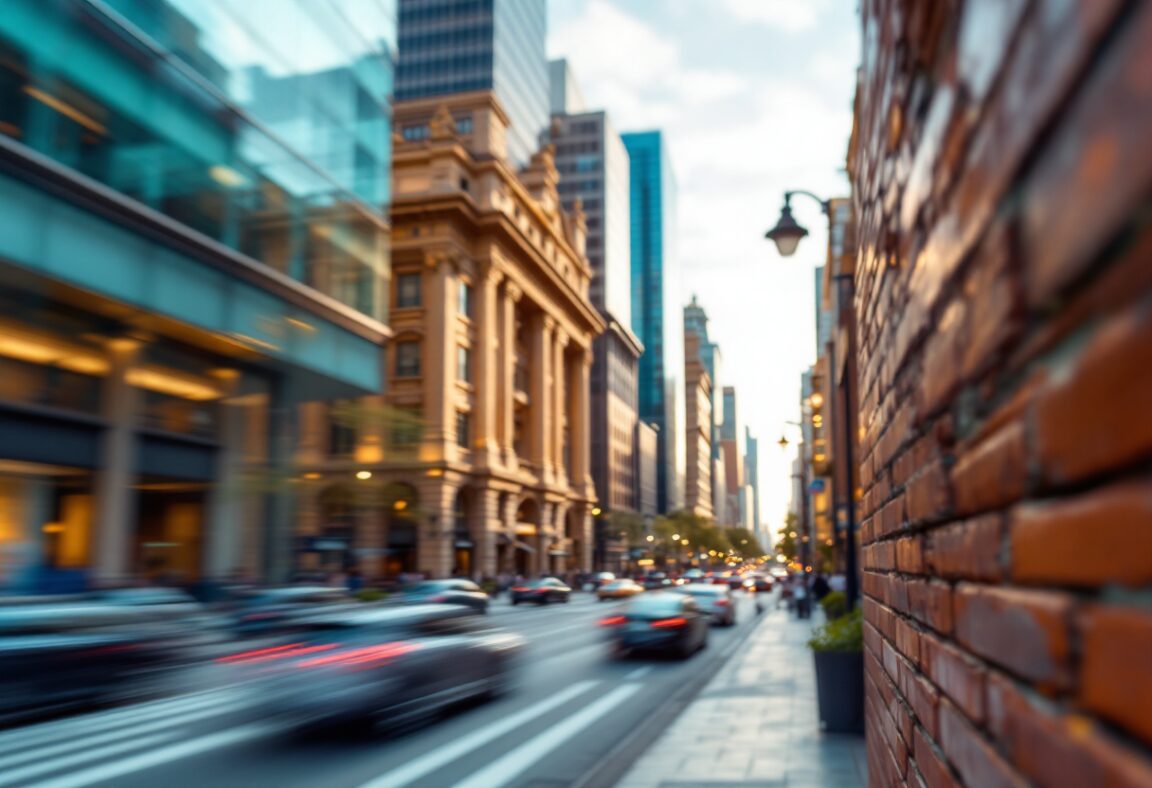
[720, 0, 830, 33]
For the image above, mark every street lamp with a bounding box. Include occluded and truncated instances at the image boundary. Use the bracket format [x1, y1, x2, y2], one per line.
[767, 187, 859, 612]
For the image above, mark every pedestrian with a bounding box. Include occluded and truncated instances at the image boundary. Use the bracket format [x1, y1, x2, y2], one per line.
[812, 573, 831, 601]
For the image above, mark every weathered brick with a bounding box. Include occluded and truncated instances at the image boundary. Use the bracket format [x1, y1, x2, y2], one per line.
[1035, 303, 1152, 486]
[923, 634, 986, 724]
[913, 725, 957, 788]
[925, 514, 1004, 581]
[953, 584, 1073, 690]
[894, 615, 921, 666]
[908, 579, 953, 635]
[939, 699, 1027, 788]
[1079, 605, 1152, 746]
[1012, 477, 1152, 587]
[951, 421, 1028, 516]
[907, 459, 952, 524]
[901, 661, 941, 738]
[896, 535, 925, 574]
[866, 540, 897, 571]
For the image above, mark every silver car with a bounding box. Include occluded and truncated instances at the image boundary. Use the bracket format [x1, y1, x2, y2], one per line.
[671, 584, 736, 626]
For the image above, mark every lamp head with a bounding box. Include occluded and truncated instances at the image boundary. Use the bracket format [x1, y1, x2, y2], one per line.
[765, 203, 809, 257]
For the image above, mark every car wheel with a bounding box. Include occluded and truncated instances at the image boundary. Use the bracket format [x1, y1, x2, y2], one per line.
[562, 594, 570, 604]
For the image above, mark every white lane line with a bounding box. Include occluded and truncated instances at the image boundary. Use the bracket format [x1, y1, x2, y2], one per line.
[624, 667, 652, 681]
[0, 690, 238, 756]
[359, 679, 599, 788]
[0, 732, 178, 788]
[24, 721, 281, 788]
[0, 697, 247, 772]
[451, 682, 643, 788]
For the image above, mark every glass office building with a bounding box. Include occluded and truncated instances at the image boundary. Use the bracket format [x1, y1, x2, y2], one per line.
[0, 0, 396, 590]
[396, 0, 548, 167]
[622, 131, 684, 513]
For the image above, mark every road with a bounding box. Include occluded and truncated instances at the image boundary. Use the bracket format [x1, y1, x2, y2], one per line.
[0, 592, 768, 788]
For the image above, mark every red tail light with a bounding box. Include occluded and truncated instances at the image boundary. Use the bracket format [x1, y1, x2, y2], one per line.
[651, 617, 687, 629]
[512, 586, 529, 592]
[297, 642, 416, 670]
[599, 615, 626, 627]
[217, 642, 339, 664]
[715, 599, 730, 606]
[430, 595, 448, 602]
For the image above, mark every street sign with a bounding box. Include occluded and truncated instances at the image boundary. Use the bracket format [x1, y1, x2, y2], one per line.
[808, 479, 826, 493]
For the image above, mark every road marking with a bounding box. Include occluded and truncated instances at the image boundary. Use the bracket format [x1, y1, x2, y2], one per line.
[451, 682, 642, 788]
[359, 679, 599, 788]
[0, 732, 178, 788]
[624, 667, 652, 680]
[23, 721, 281, 788]
[0, 690, 237, 756]
[0, 696, 245, 772]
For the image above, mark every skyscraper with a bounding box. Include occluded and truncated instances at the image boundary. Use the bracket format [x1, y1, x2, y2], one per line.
[745, 427, 762, 540]
[623, 131, 683, 514]
[549, 61, 641, 518]
[396, 0, 548, 167]
[721, 387, 744, 526]
[684, 295, 723, 518]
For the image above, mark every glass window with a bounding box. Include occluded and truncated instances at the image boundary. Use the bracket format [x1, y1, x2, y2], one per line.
[458, 280, 473, 317]
[457, 346, 471, 383]
[397, 272, 422, 308]
[456, 411, 470, 449]
[402, 124, 430, 141]
[395, 341, 421, 377]
[390, 405, 423, 447]
[328, 401, 357, 457]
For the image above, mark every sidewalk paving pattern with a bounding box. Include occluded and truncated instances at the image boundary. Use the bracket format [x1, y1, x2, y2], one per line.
[615, 602, 867, 788]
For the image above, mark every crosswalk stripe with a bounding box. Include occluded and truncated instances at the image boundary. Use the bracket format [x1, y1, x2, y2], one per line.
[23, 721, 282, 788]
[0, 731, 178, 788]
[451, 681, 643, 788]
[359, 679, 600, 788]
[0, 697, 246, 773]
[0, 690, 237, 757]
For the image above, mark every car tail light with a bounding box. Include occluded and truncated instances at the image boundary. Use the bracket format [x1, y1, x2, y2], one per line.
[651, 617, 687, 629]
[715, 599, 730, 606]
[298, 642, 416, 670]
[430, 595, 448, 602]
[217, 642, 340, 664]
[512, 586, 529, 592]
[599, 615, 626, 627]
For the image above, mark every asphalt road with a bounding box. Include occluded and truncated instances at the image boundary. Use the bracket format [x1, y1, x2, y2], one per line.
[0, 591, 769, 788]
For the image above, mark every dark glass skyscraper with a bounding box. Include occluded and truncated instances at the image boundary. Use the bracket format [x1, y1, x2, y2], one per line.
[622, 130, 683, 514]
[396, 0, 548, 167]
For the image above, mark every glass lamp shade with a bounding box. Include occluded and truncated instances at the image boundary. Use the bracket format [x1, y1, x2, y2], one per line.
[765, 205, 809, 257]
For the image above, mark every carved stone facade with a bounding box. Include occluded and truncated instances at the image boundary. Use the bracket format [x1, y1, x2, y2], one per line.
[295, 91, 604, 581]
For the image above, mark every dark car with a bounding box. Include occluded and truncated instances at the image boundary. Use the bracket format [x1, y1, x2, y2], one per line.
[510, 578, 571, 605]
[0, 600, 185, 721]
[672, 584, 736, 626]
[743, 574, 773, 593]
[600, 593, 709, 659]
[230, 604, 524, 731]
[232, 586, 354, 637]
[393, 580, 489, 614]
[726, 574, 746, 590]
[642, 573, 672, 590]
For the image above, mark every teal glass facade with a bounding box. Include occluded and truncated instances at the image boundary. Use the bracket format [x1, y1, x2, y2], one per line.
[396, 0, 547, 167]
[623, 130, 683, 513]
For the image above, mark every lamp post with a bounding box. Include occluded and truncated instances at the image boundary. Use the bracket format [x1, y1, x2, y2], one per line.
[766, 189, 860, 612]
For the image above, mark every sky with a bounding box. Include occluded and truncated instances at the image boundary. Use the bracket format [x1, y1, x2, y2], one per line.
[547, 0, 860, 538]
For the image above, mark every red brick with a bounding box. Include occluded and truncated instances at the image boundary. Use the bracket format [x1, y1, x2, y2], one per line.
[951, 421, 1029, 516]
[939, 699, 1027, 788]
[918, 300, 966, 417]
[923, 635, 986, 725]
[908, 579, 954, 635]
[913, 725, 957, 788]
[901, 662, 941, 738]
[894, 616, 921, 665]
[987, 672, 1152, 787]
[885, 573, 910, 613]
[925, 514, 1004, 581]
[1012, 477, 1152, 587]
[896, 536, 925, 574]
[1079, 606, 1152, 746]
[866, 540, 897, 571]
[907, 459, 951, 524]
[953, 584, 1074, 690]
[1035, 304, 1152, 486]
[960, 222, 1023, 379]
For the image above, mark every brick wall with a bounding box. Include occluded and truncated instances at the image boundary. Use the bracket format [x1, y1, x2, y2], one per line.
[849, 1, 1152, 786]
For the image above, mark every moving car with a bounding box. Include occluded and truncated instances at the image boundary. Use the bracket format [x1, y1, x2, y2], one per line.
[510, 577, 571, 605]
[232, 586, 354, 637]
[392, 579, 489, 614]
[597, 579, 644, 601]
[591, 572, 617, 588]
[682, 568, 706, 584]
[600, 592, 709, 659]
[672, 584, 736, 626]
[744, 574, 773, 593]
[229, 605, 524, 731]
[642, 572, 673, 590]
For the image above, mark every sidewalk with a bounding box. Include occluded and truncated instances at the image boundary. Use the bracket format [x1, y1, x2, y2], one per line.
[615, 601, 867, 788]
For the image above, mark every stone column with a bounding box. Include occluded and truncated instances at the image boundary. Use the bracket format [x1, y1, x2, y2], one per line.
[473, 487, 501, 578]
[499, 281, 522, 470]
[93, 338, 141, 586]
[418, 477, 456, 578]
[425, 253, 457, 463]
[474, 266, 502, 468]
[571, 346, 593, 498]
[205, 369, 244, 579]
[262, 379, 298, 584]
[552, 330, 569, 488]
[579, 507, 593, 572]
[530, 314, 555, 484]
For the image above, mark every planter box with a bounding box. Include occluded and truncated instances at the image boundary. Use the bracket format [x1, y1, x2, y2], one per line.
[813, 650, 864, 734]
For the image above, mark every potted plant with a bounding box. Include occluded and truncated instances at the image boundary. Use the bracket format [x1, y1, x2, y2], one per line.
[808, 607, 864, 733]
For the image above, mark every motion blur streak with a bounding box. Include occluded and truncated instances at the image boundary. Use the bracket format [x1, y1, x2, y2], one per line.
[358, 680, 599, 788]
[0, 732, 175, 788]
[451, 682, 643, 788]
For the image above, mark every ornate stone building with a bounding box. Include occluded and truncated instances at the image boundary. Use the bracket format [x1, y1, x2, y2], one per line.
[295, 92, 604, 581]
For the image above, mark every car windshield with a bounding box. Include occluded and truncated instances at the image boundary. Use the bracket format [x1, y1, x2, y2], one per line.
[676, 586, 723, 596]
[624, 595, 687, 615]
